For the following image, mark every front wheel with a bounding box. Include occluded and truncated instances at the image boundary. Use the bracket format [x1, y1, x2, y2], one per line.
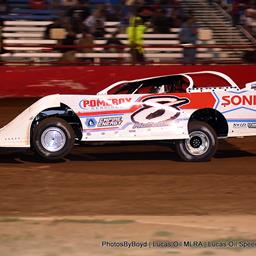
[175, 121, 218, 162]
[32, 117, 75, 161]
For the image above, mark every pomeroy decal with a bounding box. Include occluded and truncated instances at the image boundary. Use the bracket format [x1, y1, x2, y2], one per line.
[131, 96, 189, 125]
[98, 117, 123, 127]
[80, 98, 132, 109]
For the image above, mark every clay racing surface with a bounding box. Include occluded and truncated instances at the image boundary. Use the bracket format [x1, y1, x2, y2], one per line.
[0, 98, 256, 256]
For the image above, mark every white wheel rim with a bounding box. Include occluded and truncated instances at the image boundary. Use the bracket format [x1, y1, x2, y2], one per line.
[185, 131, 210, 156]
[41, 127, 66, 152]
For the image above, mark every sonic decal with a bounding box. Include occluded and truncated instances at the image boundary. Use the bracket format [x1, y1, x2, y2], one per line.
[222, 95, 256, 107]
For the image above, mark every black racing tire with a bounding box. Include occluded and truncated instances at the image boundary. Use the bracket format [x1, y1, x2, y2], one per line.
[175, 121, 218, 162]
[32, 117, 75, 161]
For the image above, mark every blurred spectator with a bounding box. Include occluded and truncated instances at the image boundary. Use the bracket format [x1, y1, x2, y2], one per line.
[167, 6, 184, 28]
[152, 8, 170, 33]
[218, 0, 256, 35]
[243, 50, 256, 63]
[61, 0, 78, 7]
[119, 1, 131, 30]
[77, 27, 94, 53]
[105, 3, 122, 21]
[59, 29, 77, 63]
[0, 22, 4, 64]
[0, 0, 8, 14]
[29, 0, 45, 9]
[243, 7, 256, 34]
[127, 15, 147, 63]
[179, 16, 198, 64]
[83, 9, 106, 38]
[66, 0, 91, 33]
[44, 18, 66, 39]
[104, 31, 124, 63]
[138, 6, 153, 23]
[105, 31, 123, 52]
[77, 28, 94, 62]
[48, 0, 62, 8]
[232, 0, 242, 25]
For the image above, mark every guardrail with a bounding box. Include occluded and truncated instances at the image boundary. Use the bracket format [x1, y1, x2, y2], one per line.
[0, 43, 254, 65]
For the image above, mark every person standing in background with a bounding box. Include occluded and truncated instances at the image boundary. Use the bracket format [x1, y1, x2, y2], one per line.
[127, 15, 147, 64]
[179, 16, 198, 64]
[77, 27, 94, 63]
[59, 28, 77, 63]
[83, 9, 106, 38]
[105, 31, 123, 53]
[66, 0, 91, 34]
[152, 8, 170, 34]
[0, 22, 3, 64]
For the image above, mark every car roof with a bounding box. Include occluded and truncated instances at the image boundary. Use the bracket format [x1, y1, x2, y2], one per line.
[97, 71, 239, 94]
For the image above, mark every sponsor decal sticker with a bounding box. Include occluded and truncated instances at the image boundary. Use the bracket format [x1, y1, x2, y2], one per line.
[221, 95, 256, 107]
[85, 118, 97, 127]
[233, 123, 247, 128]
[133, 121, 169, 129]
[248, 123, 256, 128]
[98, 117, 123, 127]
[80, 98, 132, 109]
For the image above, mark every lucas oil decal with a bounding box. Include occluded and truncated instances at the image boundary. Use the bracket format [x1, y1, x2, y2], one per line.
[131, 96, 189, 127]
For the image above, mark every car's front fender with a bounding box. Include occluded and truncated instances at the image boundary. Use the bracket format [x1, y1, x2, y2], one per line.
[0, 94, 61, 148]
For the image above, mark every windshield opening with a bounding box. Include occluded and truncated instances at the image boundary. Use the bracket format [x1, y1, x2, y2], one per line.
[113, 75, 190, 94]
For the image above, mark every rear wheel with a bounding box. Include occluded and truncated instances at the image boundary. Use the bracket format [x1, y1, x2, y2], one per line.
[32, 117, 75, 161]
[176, 121, 218, 162]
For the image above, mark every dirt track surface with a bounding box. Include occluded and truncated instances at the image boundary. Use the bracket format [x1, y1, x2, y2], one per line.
[1, 215, 256, 256]
[0, 98, 256, 217]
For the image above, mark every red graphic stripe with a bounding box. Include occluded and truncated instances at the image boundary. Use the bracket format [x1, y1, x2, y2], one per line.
[133, 93, 216, 109]
[167, 92, 216, 109]
[77, 105, 141, 117]
[83, 126, 119, 131]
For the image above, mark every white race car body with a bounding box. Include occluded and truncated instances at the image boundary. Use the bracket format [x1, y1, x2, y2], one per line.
[1, 71, 256, 149]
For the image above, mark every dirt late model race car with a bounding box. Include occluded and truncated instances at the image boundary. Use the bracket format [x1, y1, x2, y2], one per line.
[0, 71, 256, 162]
